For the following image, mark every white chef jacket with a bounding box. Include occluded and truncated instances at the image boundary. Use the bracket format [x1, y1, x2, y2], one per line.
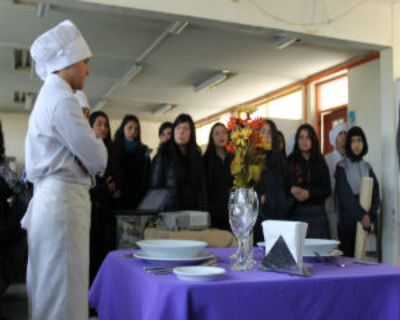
[23, 73, 107, 320]
[324, 149, 344, 239]
[25, 73, 107, 186]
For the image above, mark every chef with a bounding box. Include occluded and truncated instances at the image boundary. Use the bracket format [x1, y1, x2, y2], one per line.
[22, 20, 107, 319]
[324, 122, 348, 239]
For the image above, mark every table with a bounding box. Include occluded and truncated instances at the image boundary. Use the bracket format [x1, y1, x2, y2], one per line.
[89, 248, 400, 320]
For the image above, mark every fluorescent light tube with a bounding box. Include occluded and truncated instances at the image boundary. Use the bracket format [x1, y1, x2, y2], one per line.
[194, 71, 229, 92]
[152, 103, 174, 115]
[120, 64, 143, 86]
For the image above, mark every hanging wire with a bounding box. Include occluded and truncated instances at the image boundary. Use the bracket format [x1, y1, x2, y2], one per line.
[247, 0, 368, 27]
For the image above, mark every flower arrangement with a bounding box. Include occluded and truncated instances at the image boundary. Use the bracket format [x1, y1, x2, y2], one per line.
[227, 106, 271, 189]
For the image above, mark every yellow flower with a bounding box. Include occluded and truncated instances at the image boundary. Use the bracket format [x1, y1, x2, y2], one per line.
[238, 105, 258, 115]
[231, 128, 252, 148]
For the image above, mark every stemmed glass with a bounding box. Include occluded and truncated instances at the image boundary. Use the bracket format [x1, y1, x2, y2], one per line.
[229, 188, 259, 271]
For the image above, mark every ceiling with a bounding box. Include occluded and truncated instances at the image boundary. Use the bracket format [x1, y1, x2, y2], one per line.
[0, 0, 382, 122]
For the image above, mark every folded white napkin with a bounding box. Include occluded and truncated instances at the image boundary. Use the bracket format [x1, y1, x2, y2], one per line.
[262, 220, 308, 268]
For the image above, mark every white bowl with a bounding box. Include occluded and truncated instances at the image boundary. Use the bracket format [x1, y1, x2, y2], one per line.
[136, 239, 207, 259]
[173, 266, 226, 282]
[303, 238, 340, 257]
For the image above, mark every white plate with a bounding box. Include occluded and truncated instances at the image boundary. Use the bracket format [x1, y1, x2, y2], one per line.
[303, 249, 343, 258]
[136, 239, 207, 259]
[173, 266, 226, 282]
[303, 239, 340, 257]
[256, 241, 342, 257]
[133, 251, 214, 267]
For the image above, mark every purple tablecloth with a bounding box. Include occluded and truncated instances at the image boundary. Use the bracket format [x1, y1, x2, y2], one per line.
[89, 248, 400, 320]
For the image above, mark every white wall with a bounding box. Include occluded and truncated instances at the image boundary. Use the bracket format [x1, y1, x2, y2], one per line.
[84, 0, 393, 48]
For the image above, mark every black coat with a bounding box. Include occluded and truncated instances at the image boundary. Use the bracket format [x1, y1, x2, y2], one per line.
[288, 155, 331, 238]
[335, 166, 380, 231]
[288, 155, 331, 206]
[203, 151, 233, 230]
[151, 142, 208, 211]
[89, 145, 116, 284]
[254, 152, 294, 242]
[113, 143, 151, 210]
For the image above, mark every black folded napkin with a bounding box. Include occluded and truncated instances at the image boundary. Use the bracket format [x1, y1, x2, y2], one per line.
[260, 235, 310, 277]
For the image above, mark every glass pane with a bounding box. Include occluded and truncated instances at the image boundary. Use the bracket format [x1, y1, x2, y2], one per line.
[267, 90, 303, 120]
[319, 76, 348, 110]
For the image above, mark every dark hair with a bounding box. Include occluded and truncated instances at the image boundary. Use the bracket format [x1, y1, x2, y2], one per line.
[89, 111, 112, 147]
[204, 122, 228, 157]
[0, 120, 4, 162]
[114, 114, 142, 145]
[158, 122, 173, 137]
[172, 113, 199, 153]
[345, 126, 368, 161]
[291, 124, 323, 162]
[264, 120, 288, 187]
[277, 130, 287, 157]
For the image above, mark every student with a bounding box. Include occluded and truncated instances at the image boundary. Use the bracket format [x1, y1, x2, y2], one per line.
[23, 20, 107, 319]
[324, 122, 348, 239]
[158, 121, 173, 144]
[151, 114, 207, 211]
[88, 111, 119, 285]
[335, 126, 380, 257]
[255, 120, 293, 242]
[203, 123, 233, 230]
[277, 130, 287, 158]
[0, 120, 26, 319]
[288, 124, 331, 238]
[112, 115, 151, 209]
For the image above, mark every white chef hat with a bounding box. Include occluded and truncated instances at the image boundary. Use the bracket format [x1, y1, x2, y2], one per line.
[30, 20, 92, 81]
[329, 122, 349, 147]
[74, 90, 90, 109]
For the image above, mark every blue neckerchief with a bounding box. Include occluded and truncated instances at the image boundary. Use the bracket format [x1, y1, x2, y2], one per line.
[124, 139, 138, 154]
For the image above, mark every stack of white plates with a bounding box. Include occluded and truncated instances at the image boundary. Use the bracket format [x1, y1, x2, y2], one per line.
[134, 239, 211, 266]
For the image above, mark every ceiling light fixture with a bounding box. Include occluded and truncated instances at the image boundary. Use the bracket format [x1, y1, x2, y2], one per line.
[194, 71, 230, 92]
[167, 21, 190, 34]
[151, 103, 175, 115]
[36, 3, 50, 18]
[273, 34, 300, 50]
[120, 64, 143, 86]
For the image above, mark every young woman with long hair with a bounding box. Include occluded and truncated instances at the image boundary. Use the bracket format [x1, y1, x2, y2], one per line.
[288, 124, 331, 238]
[113, 115, 151, 210]
[151, 114, 207, 211]
[203, 123, 233, 230]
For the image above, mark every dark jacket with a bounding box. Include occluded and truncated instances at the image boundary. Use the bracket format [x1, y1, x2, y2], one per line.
[335, 165, 380, 231]
[113, 143, 151, 210]
[253, 152, 294, 242]
[258, 152, 293, 220]
[288, 155, 331, 207]
[203, 150, 233, 230]
[287, 155, 331, 238]
[151, 141, 208, 211]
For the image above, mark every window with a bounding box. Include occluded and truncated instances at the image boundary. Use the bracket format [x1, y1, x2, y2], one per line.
[318, 75, 348, 111]
[266, 90, 303, 120]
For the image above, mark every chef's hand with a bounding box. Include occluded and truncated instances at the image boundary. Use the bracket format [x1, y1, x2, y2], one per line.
[361, 214, 372, 231]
